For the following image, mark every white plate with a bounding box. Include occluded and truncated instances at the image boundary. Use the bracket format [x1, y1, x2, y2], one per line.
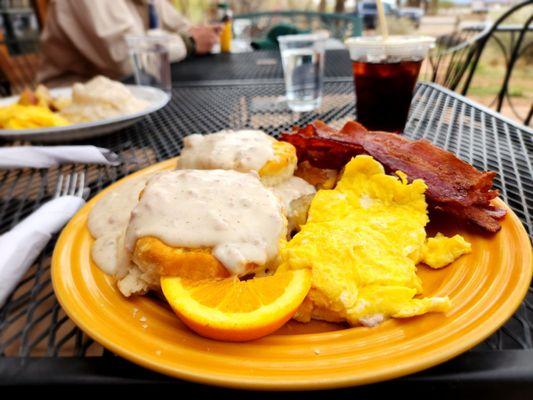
[0, 85, 170, 142]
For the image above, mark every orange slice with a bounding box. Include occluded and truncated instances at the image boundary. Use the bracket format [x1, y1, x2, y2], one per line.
[161, 269, 312, 341]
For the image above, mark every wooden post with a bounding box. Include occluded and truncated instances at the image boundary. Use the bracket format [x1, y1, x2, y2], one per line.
[30, 0, 48, 31]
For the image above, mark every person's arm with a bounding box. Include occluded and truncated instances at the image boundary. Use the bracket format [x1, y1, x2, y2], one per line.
[54, 0, 143, 78]
[155, 0, 220, 57]
[155, 0, 191, 33]
[153, 0, 193, 60]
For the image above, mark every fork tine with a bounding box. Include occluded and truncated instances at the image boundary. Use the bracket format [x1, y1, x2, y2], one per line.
[54, 175, 64, 198]
[77, 172, 86, 197]
[69, 173, 78, 196]
[61, 174, 71, 197]
[55, 172, 87, 199]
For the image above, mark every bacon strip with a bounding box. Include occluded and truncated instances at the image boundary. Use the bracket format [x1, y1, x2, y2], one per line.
[281, 120, 506, 233]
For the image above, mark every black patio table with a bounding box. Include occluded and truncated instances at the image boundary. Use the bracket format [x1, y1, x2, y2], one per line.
[1, 50, 532, 396]
[169, 49, 352, 82]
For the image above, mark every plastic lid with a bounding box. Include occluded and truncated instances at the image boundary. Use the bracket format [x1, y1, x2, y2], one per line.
[345, 35, 435, 62]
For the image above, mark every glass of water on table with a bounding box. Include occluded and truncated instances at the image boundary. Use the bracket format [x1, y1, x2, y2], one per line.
[126, 34, 172, 93]
[278, 32, 328, 112]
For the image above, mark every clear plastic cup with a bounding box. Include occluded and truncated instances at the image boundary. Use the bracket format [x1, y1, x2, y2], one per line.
[345, 35, 435, 132]
[126, 34, 171, 93]
[278, 32, 328, 112]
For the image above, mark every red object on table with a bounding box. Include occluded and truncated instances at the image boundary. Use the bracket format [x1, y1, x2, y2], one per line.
[281, 120, 506, 232]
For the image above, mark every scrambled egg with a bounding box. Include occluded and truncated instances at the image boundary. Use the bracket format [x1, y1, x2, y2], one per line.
[420, 233, 471, 269]
[279, 155, 471, 327]
[0, 104, 69, 129]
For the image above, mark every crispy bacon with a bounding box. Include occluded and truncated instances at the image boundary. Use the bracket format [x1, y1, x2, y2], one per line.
[282, 120, 366, 169]
[281, 120, 506, 233]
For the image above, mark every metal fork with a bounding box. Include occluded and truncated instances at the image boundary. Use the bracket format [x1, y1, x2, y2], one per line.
[54, 171, 88, 199]
[0, 171, 90, 306]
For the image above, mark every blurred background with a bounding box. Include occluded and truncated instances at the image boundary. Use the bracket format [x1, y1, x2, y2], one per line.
[0, 0, 530, 125]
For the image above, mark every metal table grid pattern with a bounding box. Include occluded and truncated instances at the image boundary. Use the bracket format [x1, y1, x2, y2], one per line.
[169, 49, 352, 82]
[0, 79, 532, 380]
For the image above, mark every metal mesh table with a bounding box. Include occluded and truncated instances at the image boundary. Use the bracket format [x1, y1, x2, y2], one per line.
[0, 78, 532, 391]
[169, 49, 352, 82]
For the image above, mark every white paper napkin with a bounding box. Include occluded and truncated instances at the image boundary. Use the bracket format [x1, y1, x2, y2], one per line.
[0, 146, 121, 169]
[0, 195, 86, 306]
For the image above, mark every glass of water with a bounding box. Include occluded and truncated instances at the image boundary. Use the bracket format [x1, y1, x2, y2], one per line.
[278, 32, 327, 112]
[125, 34, 171, 93]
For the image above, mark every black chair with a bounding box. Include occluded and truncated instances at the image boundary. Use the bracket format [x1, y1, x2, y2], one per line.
[0, 37, 41, 95]
[428, 0, 532, 126]
[0, 3, 42, 96]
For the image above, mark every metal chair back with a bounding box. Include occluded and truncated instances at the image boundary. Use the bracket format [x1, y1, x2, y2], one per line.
[428, 0, 533, 126]
[233, 11, 362, 41]
[428, 26, 489, 91]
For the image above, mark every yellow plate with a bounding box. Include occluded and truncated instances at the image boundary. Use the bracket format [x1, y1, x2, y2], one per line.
[52, 158, 533, 390]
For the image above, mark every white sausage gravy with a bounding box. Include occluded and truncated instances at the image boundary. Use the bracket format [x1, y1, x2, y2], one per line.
[123, 169, 285, 275]
[177, 130, 276, 172]
[88, 174, 153, 276]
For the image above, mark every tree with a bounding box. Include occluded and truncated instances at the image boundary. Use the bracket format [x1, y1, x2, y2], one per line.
[335, 0, 345, 13]
[406, 0, 422, 7]
[430, 0, 439, 14]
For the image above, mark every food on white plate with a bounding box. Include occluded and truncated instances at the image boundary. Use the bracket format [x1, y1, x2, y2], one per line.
[18, 84, 70, 111]
[59, 76, 149, 123]
[0, 104, 70, 129]
[0, 83, 72, 129]
[0, 76, 150, 130]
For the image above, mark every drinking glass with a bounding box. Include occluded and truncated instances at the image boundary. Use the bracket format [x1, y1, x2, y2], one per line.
[231, 18, 253, 53]
[345, 35, 435, 133]
[233, 18, 252, 42]
[126, 34, 171, 93]
[278, 32, 327, 112]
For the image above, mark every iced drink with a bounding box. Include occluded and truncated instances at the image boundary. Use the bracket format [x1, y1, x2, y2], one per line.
[346, 36, 435, 133]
